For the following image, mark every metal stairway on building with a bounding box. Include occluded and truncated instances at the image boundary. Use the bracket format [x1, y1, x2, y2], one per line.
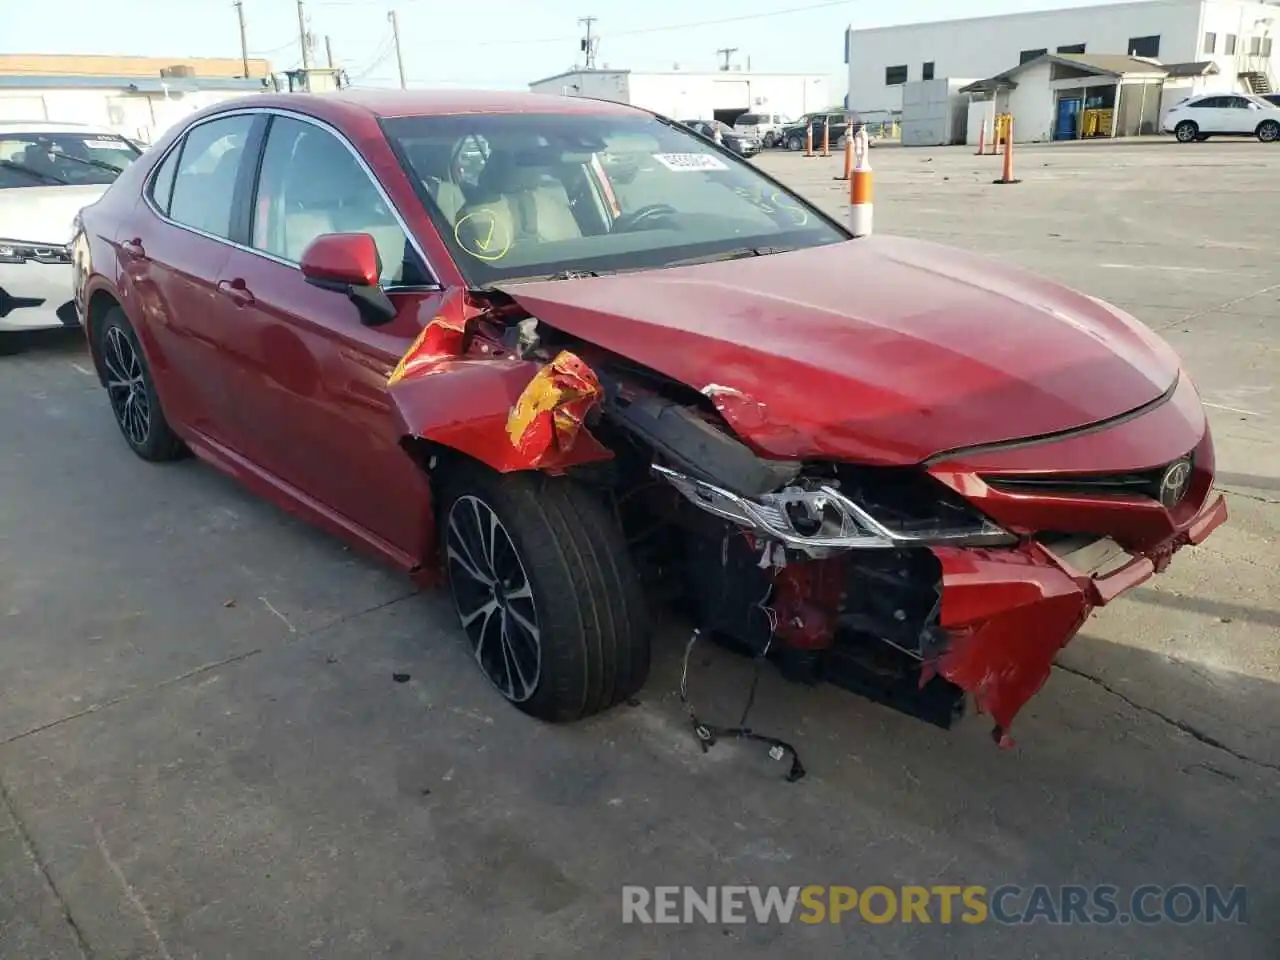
[1240, 72, 1273, 96]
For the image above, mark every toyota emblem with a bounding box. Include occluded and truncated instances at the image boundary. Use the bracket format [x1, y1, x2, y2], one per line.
[1158, 458, 1192, 509]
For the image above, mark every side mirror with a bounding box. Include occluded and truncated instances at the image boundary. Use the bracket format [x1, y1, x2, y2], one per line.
[299, 232, 398, 327]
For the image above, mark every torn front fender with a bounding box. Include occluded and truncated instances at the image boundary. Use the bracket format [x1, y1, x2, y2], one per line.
[387, 336, 613, 474]
[506, 351, 605, 464]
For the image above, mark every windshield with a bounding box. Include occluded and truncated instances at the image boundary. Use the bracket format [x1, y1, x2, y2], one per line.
[382, 111, 846, 286]
[0, 131, 141, 189]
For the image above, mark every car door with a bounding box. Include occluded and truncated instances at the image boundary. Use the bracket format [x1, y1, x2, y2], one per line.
[1177, 96, 1206, 131]
[212, 112, 441, 556]
[1220, 96, 1255, 133]
[117, 112, 258, 440]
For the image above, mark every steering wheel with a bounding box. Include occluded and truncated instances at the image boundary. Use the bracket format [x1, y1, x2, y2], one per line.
[613, 203, 677, 232]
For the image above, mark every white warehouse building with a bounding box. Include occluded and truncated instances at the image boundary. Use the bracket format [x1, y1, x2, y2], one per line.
[845, 0, 1280, 113]
[528, 68, 831, 124]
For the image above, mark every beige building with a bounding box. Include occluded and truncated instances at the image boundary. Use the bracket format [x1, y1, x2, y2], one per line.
[0, 54, 274, 144]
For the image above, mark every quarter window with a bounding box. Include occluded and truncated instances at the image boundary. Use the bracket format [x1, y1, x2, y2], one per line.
[167, 114, 254, 239]
[149, 145, 179, 214]
[250, 116, 424, 286]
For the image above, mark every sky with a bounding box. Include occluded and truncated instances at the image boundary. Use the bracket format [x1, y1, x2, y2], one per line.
[1, 0, 1128, 92]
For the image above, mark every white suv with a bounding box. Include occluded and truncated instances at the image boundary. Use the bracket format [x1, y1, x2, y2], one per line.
[733, 112, 791, 148]
[1163, 93, 1280, 143]
[0, 121, 141, 353]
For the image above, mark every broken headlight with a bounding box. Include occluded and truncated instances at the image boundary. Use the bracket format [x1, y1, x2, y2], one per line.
[652, 464, 1016, 556]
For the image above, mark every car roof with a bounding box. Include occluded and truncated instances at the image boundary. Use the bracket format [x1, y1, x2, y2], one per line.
[0, 119, 120, 136]
[215, 88, 646, 122]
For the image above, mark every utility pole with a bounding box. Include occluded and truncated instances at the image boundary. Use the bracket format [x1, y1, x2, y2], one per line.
[389, 9, 407, 89]
[717, 47, 739, 71]
[233, 0, 250, 78]
[325, 35, 335, 68]
[578, 16, 598, 69]
[296, 0, 312, 69]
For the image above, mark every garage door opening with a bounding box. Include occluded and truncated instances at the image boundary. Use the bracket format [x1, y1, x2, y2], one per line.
[713, 107, 750, 125]
[712, 79, 750, 127]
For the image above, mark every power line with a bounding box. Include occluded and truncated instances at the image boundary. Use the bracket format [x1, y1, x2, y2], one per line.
[249, 36, 306, 56]
[469, 0, 859, 48]
[347, 32, 394, 80]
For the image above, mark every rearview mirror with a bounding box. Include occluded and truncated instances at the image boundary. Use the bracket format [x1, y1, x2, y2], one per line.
[299, 233, 398, 327]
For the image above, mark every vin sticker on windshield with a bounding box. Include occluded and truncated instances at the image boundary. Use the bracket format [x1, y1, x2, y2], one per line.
[652, 152, 728, 172]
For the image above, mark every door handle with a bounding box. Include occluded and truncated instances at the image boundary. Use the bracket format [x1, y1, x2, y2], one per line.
[119, 237, 146, 259]
[216, 278, 255, 307]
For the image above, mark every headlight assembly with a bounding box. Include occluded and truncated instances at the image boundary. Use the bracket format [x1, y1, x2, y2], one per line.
[0, 240, 73, 265]
[652, 463, 1015, 557]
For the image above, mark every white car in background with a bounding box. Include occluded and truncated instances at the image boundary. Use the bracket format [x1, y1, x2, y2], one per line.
[1162, 92, 1280, 143]
[0, 121, 142, 354]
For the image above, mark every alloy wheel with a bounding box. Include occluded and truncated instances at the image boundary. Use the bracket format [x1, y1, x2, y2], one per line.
[1259, 121, 1279, 143]
[103, 325, 151, 447]
[445, 495, 542, 703]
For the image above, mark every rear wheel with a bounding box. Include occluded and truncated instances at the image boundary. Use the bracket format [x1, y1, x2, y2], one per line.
[439, 466, 650, 722]
[95, 306, 186, 462]
[1174, 120, 1199, 143]
[1257, 119, 1280, 142]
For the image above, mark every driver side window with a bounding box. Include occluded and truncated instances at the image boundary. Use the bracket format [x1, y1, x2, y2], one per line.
[250, 115, 427, 286]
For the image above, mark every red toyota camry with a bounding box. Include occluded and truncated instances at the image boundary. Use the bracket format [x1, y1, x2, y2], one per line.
[71, 90, 1225, 747]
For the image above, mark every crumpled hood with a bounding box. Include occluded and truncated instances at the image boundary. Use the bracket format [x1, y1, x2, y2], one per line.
[0, 184, 108, 244]
[497, 235, 1181, 465]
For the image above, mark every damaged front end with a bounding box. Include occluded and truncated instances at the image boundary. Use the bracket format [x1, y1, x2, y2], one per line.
[595, 383, 1025, 740]
[591, 371, 1224, 749]
[385, 291, 1224, 751]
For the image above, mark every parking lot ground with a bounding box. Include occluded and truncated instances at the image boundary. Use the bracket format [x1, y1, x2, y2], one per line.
[2, 138, 1278, 959]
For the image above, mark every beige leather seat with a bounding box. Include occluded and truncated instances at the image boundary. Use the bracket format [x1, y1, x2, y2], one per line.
[454, 150, 581, 257]
[404, 141, 467, 225]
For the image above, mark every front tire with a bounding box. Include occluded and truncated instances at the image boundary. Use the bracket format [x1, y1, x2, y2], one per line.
[1174, 120, 1199, 143]
[440, 467, 650, 722]
[95, 306, 186, 462]
[786, 134, 803, 151]
[1257, 119, 1279, 143]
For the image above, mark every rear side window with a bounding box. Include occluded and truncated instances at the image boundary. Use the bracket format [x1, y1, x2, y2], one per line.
[738, 114, 761, 125]
[149, 146, 179, 214]
[167, 114, 254, 239]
